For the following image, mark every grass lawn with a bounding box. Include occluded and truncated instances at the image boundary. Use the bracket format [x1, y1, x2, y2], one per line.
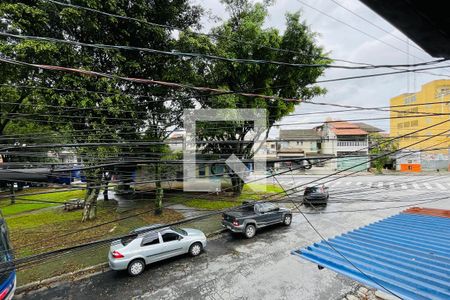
[169, 183, 285, 210]
[0, 188, 85, 216]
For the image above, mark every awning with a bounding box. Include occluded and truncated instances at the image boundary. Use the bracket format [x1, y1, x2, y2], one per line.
[292, 208, 450, 300]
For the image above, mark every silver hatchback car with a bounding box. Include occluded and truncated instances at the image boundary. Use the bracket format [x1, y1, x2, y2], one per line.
[108, 225, 207, 276]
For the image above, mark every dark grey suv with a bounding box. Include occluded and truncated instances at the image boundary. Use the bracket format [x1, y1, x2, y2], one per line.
[303, 185, 329, 204]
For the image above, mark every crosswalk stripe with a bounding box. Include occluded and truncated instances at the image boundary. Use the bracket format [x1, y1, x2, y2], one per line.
[412, 183, 420, 189]
[423, 183, 432, 190]
[345, 181, 352, 186]
[356, 182, 362, 186]
[367, 182, 373, 188]
[377, 182, 383, 188]
[332, 181, 341, 187]
[401, 183, 408, 190]
[435, 183, 447, 190]
[389, 182, 395, 189]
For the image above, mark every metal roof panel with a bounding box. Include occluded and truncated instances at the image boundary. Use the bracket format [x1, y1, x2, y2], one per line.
[292, 209, 450, 300]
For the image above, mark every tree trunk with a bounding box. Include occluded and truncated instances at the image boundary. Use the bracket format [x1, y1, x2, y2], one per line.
[230, 174, 244, 196]
[154, 164, 163, 215]
[103, 184, 109, 201]
[82, 186, 100, 222]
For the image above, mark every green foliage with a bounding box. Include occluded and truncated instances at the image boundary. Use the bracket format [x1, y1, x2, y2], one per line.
[179, 0, 330, 194]
[369, 133, 398, 173]
[1, 0, 203, 218]
[0, 189, 86, 216]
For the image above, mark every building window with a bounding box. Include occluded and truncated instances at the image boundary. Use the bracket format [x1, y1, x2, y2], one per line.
[199, 165, 206, 176]
[436, 87, 450, 98]
[404, 122, 410, 128]
[425, 118, 432, 124]
[411, 120, 418, 127]
[404, 95, 416, 104]
[398, 123, 403, 129]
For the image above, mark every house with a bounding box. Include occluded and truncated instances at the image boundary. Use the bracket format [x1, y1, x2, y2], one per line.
[276, 129, 322, 169]
[316, 121, 369, 171]
[276, 120, 371, 172]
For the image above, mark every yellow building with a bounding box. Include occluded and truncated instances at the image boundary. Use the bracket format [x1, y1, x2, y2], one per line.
[390, 80, 450, 154]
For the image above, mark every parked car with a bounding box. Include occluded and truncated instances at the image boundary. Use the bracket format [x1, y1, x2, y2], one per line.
[108, 225, 207, 276]
[303, 185, 329, 205]
[222, 201, 292, 238]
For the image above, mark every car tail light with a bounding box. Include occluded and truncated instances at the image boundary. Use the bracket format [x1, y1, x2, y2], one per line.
[0, 285, 11, 300]
[232, 220, 239, 226]
[112, 250, 124, 259]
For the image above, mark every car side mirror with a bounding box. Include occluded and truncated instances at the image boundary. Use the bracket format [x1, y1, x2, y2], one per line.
[178, 236, 183, 240]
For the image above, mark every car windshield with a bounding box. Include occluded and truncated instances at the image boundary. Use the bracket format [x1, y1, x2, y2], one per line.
[170, 226, 187, 236]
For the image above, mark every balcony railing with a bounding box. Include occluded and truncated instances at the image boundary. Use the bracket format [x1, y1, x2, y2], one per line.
[337, 141, 367, 147]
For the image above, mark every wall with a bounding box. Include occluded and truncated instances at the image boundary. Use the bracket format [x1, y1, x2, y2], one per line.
[390, 80, 450, 154]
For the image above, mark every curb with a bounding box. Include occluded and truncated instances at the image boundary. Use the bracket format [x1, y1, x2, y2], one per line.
[16, 228, 228, 295]
[16, 262, 109, 295]
[206, 228, 227, 238]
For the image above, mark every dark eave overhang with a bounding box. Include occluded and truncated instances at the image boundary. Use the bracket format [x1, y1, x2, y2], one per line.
[360, 0, 450, 58]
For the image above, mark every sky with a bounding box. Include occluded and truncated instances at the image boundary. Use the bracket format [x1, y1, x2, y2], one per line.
[193, 0, 449, 134]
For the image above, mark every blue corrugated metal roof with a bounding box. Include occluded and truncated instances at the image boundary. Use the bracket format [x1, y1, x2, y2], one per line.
[291, 211, 450, 300]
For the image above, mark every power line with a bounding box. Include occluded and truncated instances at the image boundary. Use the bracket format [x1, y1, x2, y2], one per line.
[34, 0, 409, 67]
[3, 117, 447, 200]
[295, 0, 442, 63]
[2, 125, 448, 271]
[3, 111, 450, 150]
[2, 32, 445, 70]
[328, 0, 426, 55]
[276, 125, 450, 199]
[1, 57, 449, 105]
[271, 173, 402, 298]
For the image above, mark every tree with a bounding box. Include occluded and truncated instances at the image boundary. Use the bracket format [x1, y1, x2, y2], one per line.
[369, 133, 398, 173]
[1, 0, 202, 219]
[179, 0, 330, 194]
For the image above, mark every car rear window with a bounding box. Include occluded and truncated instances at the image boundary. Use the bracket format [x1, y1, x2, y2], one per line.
[121, 234, 138, 246]
[305, 187, 319, 193]
[142, 234, 160, 246]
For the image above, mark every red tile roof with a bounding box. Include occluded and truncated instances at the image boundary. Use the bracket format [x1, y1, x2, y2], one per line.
[327, 121, 368, 135]
[404, 207, 450, 218]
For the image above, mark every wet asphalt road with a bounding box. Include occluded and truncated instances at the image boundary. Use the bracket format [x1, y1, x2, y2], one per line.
[16, 175, 450, 300]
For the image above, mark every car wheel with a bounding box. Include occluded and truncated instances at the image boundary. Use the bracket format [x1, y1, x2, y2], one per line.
[127, 259, 145, 276]
[283, 214, 292, 226]
[244, 224, 256, 239]
[189, 242, 203, 256]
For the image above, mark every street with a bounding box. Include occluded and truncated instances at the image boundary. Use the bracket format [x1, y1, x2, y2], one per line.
[16, 174, 450, 300]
